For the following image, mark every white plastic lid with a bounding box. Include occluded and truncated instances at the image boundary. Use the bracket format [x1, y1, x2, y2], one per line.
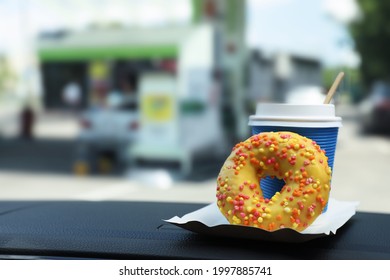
[248, 104, 342, 128]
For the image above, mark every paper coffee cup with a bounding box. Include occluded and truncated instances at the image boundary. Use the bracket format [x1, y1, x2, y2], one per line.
[248, 104, 342, 211]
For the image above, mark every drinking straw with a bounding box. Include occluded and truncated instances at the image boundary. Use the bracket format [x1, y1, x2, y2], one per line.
[324, 72, 345, 104]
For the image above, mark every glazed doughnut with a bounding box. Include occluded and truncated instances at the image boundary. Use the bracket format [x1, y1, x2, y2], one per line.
[216, 131, 331, 232]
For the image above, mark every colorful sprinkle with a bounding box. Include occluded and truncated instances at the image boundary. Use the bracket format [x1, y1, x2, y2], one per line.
[216, 131, 331, 232]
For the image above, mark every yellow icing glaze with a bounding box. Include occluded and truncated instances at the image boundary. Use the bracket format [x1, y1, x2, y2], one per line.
[216, 131, 331, 232]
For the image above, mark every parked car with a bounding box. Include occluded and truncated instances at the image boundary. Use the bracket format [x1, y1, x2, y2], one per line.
[75, 100, 139, 174]
[358, 81, 390, 134]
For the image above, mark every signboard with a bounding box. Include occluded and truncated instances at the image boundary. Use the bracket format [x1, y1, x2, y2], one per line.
[141, 95, 174, 122]
[138, 74, 178, 146]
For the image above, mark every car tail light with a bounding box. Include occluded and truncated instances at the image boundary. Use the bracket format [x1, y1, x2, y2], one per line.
[80, 119, 92, 129]
[377, 100, 390, 109]
[129, 121, 139, 130]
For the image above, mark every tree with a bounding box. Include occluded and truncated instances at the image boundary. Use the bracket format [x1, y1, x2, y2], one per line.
[350, 1, 390, 89]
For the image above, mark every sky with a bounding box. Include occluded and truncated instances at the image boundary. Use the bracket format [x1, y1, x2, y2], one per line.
[246, 0, 360, 67]
[0, 0, 360, 68]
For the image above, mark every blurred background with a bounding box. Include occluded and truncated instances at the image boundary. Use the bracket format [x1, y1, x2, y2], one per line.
[0, 0, 389, 213]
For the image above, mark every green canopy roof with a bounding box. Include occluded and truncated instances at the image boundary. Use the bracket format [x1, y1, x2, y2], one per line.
[38, 45, 178, 61]
[37, 27, 190, 62]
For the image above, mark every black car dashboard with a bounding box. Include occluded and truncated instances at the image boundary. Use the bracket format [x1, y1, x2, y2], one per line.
[0, 201, 389, 259]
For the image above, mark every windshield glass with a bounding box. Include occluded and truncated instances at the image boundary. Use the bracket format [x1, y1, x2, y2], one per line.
[0, 0, 389, 216]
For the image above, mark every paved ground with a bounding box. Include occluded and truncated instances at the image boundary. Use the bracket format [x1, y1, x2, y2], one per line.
[330, 118, 390, 213]
[0, 105, 390, 214]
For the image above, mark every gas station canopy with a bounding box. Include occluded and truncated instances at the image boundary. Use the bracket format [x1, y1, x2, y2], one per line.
[37, 26, 193, 61]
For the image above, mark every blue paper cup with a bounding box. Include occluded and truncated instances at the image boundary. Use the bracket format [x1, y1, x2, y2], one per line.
[248, 104, 342, 212]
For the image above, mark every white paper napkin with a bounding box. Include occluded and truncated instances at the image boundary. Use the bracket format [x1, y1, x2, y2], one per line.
[165, 198, 359, 242]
